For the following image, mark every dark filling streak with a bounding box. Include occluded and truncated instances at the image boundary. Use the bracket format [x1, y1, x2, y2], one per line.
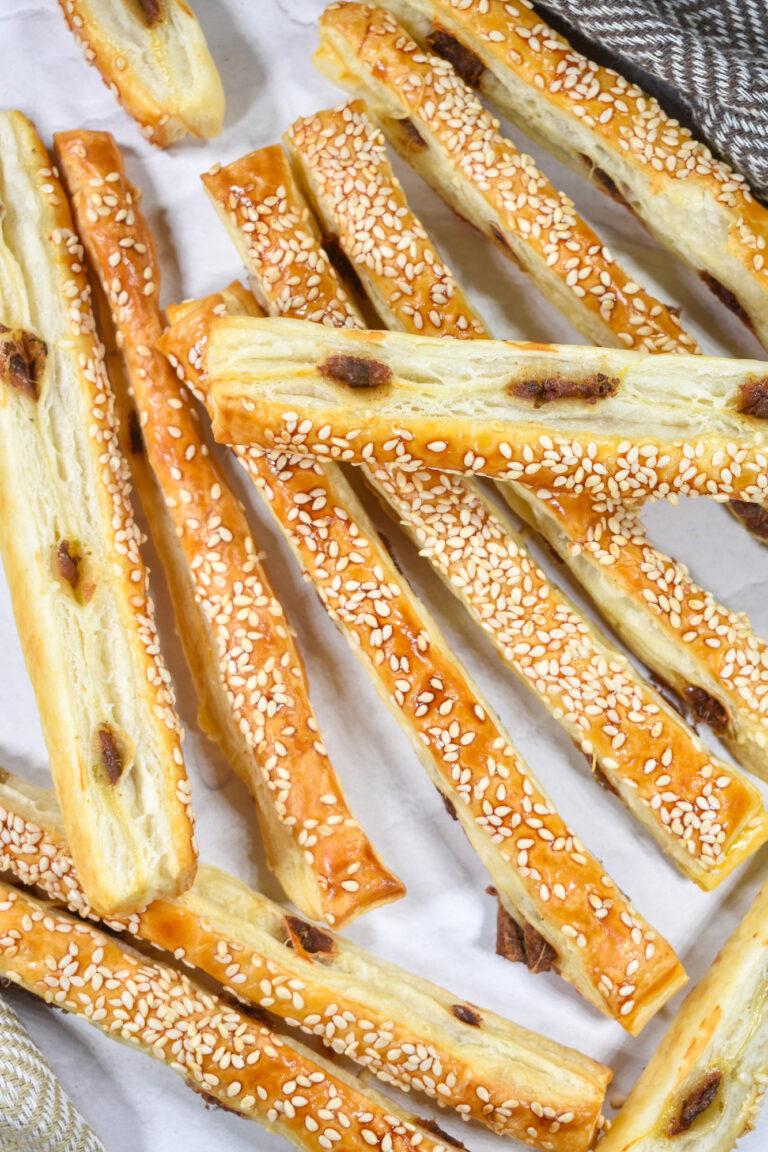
[137, 0, 162, 27]
[128, 409, 144, 455]
[578, 152, 630, 207]
[496, 902, 556, 973]
[396, 118, 427, 150]
[426, 25, 486, 88]
[438, 788, 458, 821]
[510, 373, 619, 407]
[731, 499, 768, 540]
[1, 330, 46, 400]
[322, 234, 367, 300]
[685, 686, 729, 734]
[489, 223, 515, 257]
[700, 272, 753, 331]
[418, 1118, 467, 1149]
[669, 1070, 722, 1136]
[737, 376, 768, 419]
[189, 1085, 247, 1119]
[650, 673, 687, 721]
[283, 915, 334, 956]
[451, 1003, 481, 1026]
[56, 540, 81, 591]
[319, 354, 392, 389]
[98, 726, 124, 785]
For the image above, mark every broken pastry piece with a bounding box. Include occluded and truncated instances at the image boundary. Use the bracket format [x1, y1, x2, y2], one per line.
[57, 0, 224, 145]
[0, 769, 612, 1151]
[55, 128, 402, 929]
[599, 877, 768, 1151]
[0, 111, 196, 916]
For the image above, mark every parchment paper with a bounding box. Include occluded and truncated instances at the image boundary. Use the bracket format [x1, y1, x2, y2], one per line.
[1, 2, 767, 1149]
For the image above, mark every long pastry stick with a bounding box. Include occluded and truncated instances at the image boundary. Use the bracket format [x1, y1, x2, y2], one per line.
[505, 488, 768, 783]
[0, 769, 612, 1151]
[312, 3, 698, 356]
[54, 129, 402, 929]
[0, 877, 465, 1152]
[0, 110, 196, 916]
[379, 0, 768, 355]
[280, 100, 768, 887]
[57, 0, 225, 145]
[164, 158, 687, 1034]
[206, 319, 768, 509]
[597, 878, 768, 1152]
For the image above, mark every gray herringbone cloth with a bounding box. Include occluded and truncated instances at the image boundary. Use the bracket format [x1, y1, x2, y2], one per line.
[0, 996, 104, 1152]
[536, 0, 768, 198]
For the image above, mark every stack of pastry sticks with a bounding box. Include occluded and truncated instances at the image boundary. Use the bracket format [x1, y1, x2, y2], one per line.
[3, 2, 768, 1150]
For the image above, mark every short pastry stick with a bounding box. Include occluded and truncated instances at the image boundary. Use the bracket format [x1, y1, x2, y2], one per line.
[205, 319, 768, 508]
[0, 769, 612, 1151]
[597, 878, 768, 1152]
[379, 0, 768, 355]
[0, 878, 472, 1152]
[505, 488, 768, 783]
[56, 0, 224, 145]
[162, 159, 687, 1034]
[281, 100, 768, 888]
[0, 110, 195, 916]
[313, 2, 699, 355]
[55, 128, 402, 929]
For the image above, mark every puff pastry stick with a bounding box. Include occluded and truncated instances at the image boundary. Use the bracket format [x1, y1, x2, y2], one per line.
[161, 233, 686, 1035]
[0, 111, 196, 916]
[380, 0, 768, 356]
[57, 0, 224, 146]
[0, 879, 472, 1152]
[281, 100, 768, 886]
[0, 771, 612, 1150]
[312, 3, 698, 356]
[206, 320, 768, 509]
[597, 879, 768, 1152]
[54, 130, 402, 930]
[505, 488, 768, 783]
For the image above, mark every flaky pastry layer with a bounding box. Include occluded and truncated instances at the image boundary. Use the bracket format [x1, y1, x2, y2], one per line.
[57, 0, 224, 145]
[0, 111, 195, 915]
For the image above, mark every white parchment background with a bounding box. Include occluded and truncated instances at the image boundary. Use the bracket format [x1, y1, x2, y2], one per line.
[1, 2, 768, 1150]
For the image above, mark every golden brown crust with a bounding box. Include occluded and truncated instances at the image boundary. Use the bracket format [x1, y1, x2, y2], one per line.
[56, 0, 225, 145]
[0, 111, 195, 916]
[0, 773, 612, 1151]
[313, 3, 699, 354]
[383, 0, 768, 353]
[55, 129, 402, 929]
[284, 101, 487, 339]
[281, 100, 768, 887]
[0, 878, 461, 1152]
[162, 286, 686, 1034]
[202, 146, 362, 327]
[509, 489, 768, 783]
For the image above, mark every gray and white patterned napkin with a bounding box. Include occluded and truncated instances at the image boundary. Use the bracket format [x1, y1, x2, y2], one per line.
[0, 995, 104, 1152]
[536, 0, 768, 198]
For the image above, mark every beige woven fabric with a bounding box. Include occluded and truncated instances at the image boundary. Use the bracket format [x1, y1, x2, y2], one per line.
[0, 994, 104, 1152]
